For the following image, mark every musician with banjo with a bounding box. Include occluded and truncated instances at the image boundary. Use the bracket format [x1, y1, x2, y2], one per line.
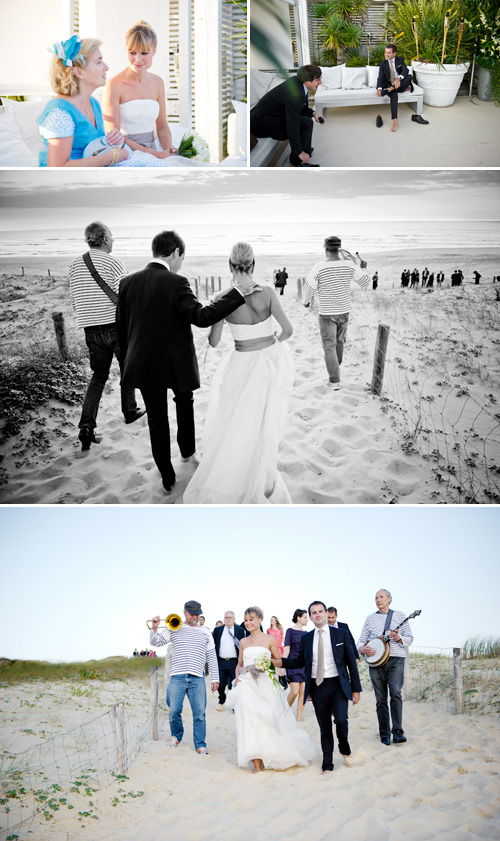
[302, 235, 369, 391]
[357, 589, 420, 746]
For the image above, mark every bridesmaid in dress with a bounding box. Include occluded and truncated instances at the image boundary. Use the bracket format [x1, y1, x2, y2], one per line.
[101, 21, 177, 160]
[267, 616, 284, 654]
[283, 609, 309, 721]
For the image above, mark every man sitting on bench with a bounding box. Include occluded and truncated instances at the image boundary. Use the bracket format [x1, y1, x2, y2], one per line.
[376, 44, 428, 132]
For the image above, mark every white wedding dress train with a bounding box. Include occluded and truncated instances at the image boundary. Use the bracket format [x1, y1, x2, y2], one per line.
[183, 317, 294, 504]
[226, 646, 316, 770]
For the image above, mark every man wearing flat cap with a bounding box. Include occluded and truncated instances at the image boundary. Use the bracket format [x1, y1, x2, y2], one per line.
[150, 599, 219, 754]
[303, 236, 369, 391]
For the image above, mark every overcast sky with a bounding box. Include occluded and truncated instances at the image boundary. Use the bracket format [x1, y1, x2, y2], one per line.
[1, 506, 498, 663]
[0, 170, 499, 232]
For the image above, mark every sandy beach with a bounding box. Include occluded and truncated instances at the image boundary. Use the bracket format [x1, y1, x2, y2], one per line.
[1, 248, 499, 505]
[1, 663, 499, 841]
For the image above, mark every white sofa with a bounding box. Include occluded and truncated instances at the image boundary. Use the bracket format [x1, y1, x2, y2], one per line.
[0, 95, 246, 167]
[314, 64, 424, 117]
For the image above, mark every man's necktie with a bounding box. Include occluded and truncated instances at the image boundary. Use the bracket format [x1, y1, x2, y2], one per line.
[316, 629, 324, 685]
[390, 61, 395, 83]
[228, 630, 240, 651]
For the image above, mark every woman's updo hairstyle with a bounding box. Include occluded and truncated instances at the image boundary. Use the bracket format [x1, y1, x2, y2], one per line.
[229, 242, 255, 274]
[244, 605, 264, 621]
[126, 20, 158, 51]
[49, 38, 102, 97]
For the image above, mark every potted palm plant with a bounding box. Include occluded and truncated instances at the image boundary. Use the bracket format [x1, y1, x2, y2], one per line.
[385, 0, 475, 106]
[311, 0, 371, 65]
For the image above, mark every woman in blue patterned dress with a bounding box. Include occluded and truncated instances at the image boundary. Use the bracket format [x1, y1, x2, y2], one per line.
[37, 36, 204, 168]
[283, 609, 309, 721]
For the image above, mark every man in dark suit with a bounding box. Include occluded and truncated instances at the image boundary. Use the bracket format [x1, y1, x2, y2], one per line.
[376, 44, 428, 131]
[327, 606, 359, 663]
[280, 600, 361, 773]
[212, 611, 246, 711]
[250, 65, 324, 167]
[116, 230, 252, 493]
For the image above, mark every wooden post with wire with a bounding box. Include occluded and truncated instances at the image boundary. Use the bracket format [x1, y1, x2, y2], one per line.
[371, 323, 390, 395]
[403, 646, 411, 700]
[194, 277, 199, 298]
[453, 647, 464, 714]
[52, 312, 70, 361]
[150, 665, 159, 741]
[112, 702, 127, 774]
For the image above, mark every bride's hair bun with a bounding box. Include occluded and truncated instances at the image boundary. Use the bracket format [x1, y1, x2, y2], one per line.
[125, 20, 158, 51]
[229, 242, 255, 274]
[244, 606, 264, 620]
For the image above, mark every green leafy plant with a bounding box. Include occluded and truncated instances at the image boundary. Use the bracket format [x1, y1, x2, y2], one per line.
[463, 0, 500, 104]
[311, 0, 370, 65]
[385, 0, 476, 66]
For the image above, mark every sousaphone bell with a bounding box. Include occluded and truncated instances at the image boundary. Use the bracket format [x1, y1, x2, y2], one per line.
[146, 614, 182, 631]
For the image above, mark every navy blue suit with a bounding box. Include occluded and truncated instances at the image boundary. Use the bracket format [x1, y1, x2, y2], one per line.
[282, 625, 362, 770]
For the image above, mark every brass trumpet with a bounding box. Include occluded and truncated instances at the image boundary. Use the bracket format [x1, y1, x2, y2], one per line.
[146, 614, 183, 631]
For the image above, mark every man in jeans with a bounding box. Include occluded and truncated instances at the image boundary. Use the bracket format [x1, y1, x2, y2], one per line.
[357, 589, 414, 745]
[69, 221, 144, 450]
[303, 236, 369, 390]
[150, 600, 219, 754]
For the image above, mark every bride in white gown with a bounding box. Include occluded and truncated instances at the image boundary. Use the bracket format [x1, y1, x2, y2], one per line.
[102, 20, 209, 167]
[227, 606, 316, 772]
[183, 242, 295, 505]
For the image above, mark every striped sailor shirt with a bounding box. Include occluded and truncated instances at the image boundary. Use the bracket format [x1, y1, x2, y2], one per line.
[69, 249, 126, 328]
[150, 624, 219, 682]
[303, 259, 369, 315]
[357, 610, 414, 659]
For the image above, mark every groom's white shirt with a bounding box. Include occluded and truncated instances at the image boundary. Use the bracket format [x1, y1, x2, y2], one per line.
[312, 625, 338, 679]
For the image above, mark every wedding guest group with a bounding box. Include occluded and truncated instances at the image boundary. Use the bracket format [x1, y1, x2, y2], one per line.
[148, 591, 416, 771]
[149, 599, 218, 754]
[250, 65, 324, 167]
[303, 236, 369, 390]
[69, 221, 144, 451]
[357, 589, 414, 745]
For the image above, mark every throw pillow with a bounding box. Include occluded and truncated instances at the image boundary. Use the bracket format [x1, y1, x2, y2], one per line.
[366, 65, 379, 88]
[320, 64, 345, 90]
[342, 67, 368, 90]
[2, 97, 45, 156]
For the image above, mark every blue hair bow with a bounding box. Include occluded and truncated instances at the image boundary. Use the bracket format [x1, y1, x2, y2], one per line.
[49, 36, 84, 67]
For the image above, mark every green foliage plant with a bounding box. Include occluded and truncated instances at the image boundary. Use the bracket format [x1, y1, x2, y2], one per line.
[311, 0, 370, 65]
[463, 0, 500, 104]
[385, 0, 476, 67]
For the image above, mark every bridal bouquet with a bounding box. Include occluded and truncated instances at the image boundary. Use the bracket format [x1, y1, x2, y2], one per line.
[254, 651, 281, 692]
[177, 130, 211, 162]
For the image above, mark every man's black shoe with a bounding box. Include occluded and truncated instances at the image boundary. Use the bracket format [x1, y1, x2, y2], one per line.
[393, 731, 407, 744]
[162, 477, 176, 494]
[380, 736, 391, 745]
[411, 114, 429, 124]
[376, 114, 383, 127]
[78, 427, 98, 451]
[297, 163, 320, 167]
[125, 408, 146, 425]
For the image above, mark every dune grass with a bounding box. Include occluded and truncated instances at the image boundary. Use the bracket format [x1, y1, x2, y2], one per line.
[0, 656, 160, 685]
[463, 636, 500, 659]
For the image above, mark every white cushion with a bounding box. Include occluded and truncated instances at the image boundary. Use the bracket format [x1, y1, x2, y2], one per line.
[342, 67, 368, 89]
[231, 99, 247, 156]
[250, 69, 273, 108]
[2, 97, 45, 156]
[320, 64, 345, 90]
[366, 65, 379, 88]
[0, 109, 38, 166]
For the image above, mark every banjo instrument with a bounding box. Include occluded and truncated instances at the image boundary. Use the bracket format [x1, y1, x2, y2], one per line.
[363, 610, 421, 667]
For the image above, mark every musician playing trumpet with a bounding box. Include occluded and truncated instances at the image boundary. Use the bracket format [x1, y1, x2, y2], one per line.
[150, 599, 219, 755]
[357, 589, 414, 746]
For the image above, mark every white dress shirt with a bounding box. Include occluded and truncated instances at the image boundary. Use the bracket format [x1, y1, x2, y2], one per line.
[219, 625, 238, 658]
[312, 626, 338, 679]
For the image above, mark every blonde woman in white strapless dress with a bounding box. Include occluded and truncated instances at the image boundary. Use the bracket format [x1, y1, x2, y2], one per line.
[102, 21, 207, 167]
[183, 242, 295, 505]
[226, 606, 316, 773]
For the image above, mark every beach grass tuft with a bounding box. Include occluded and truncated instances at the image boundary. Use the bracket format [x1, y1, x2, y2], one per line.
[463, 636, 500, 659]
[0, 657, 159, 685]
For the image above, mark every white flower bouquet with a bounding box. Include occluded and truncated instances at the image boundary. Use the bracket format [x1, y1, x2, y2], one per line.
[254, 651, 281, 692]
[177, 130, 211, 162]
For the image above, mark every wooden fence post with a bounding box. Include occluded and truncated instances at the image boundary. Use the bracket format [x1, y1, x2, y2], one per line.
[52, 312, 70, 361]
[371, 323, 391, 395]
[150, 665, 159, 741]
[404, 646, 411, 700]
[195, 277, 199, 298]
[297, 277, 303, 299]
[21, 267, 24, 276]
[205, 277, 209, 299]
[453, 647, 464, 714]
[210, 276, 215, 295]
[112, 702, 127, 774]
[218, 276, 221, 292]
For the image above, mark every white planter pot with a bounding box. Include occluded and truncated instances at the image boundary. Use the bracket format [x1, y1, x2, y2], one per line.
[411, 61, 470, 106]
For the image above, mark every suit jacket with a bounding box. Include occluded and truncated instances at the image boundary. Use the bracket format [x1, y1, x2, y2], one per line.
[282, 625, 362, 702]
[212, 624, 246, 658]
[337, 621, 359, 659]
[377, 56, 410, 90]
[116, 262, 244, 391]
[251, 75, 314, 157]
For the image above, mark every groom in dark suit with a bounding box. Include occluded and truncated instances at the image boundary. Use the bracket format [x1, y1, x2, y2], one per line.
[280, 600, 361, 773]
[116, 231, 250, 493]
[250, 65, 324, 167]
[376, 44, 428, 131]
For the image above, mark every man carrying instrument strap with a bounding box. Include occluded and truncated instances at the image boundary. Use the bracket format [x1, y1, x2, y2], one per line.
[150, 599, 219, 755]
[357, 589, 414, 746]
